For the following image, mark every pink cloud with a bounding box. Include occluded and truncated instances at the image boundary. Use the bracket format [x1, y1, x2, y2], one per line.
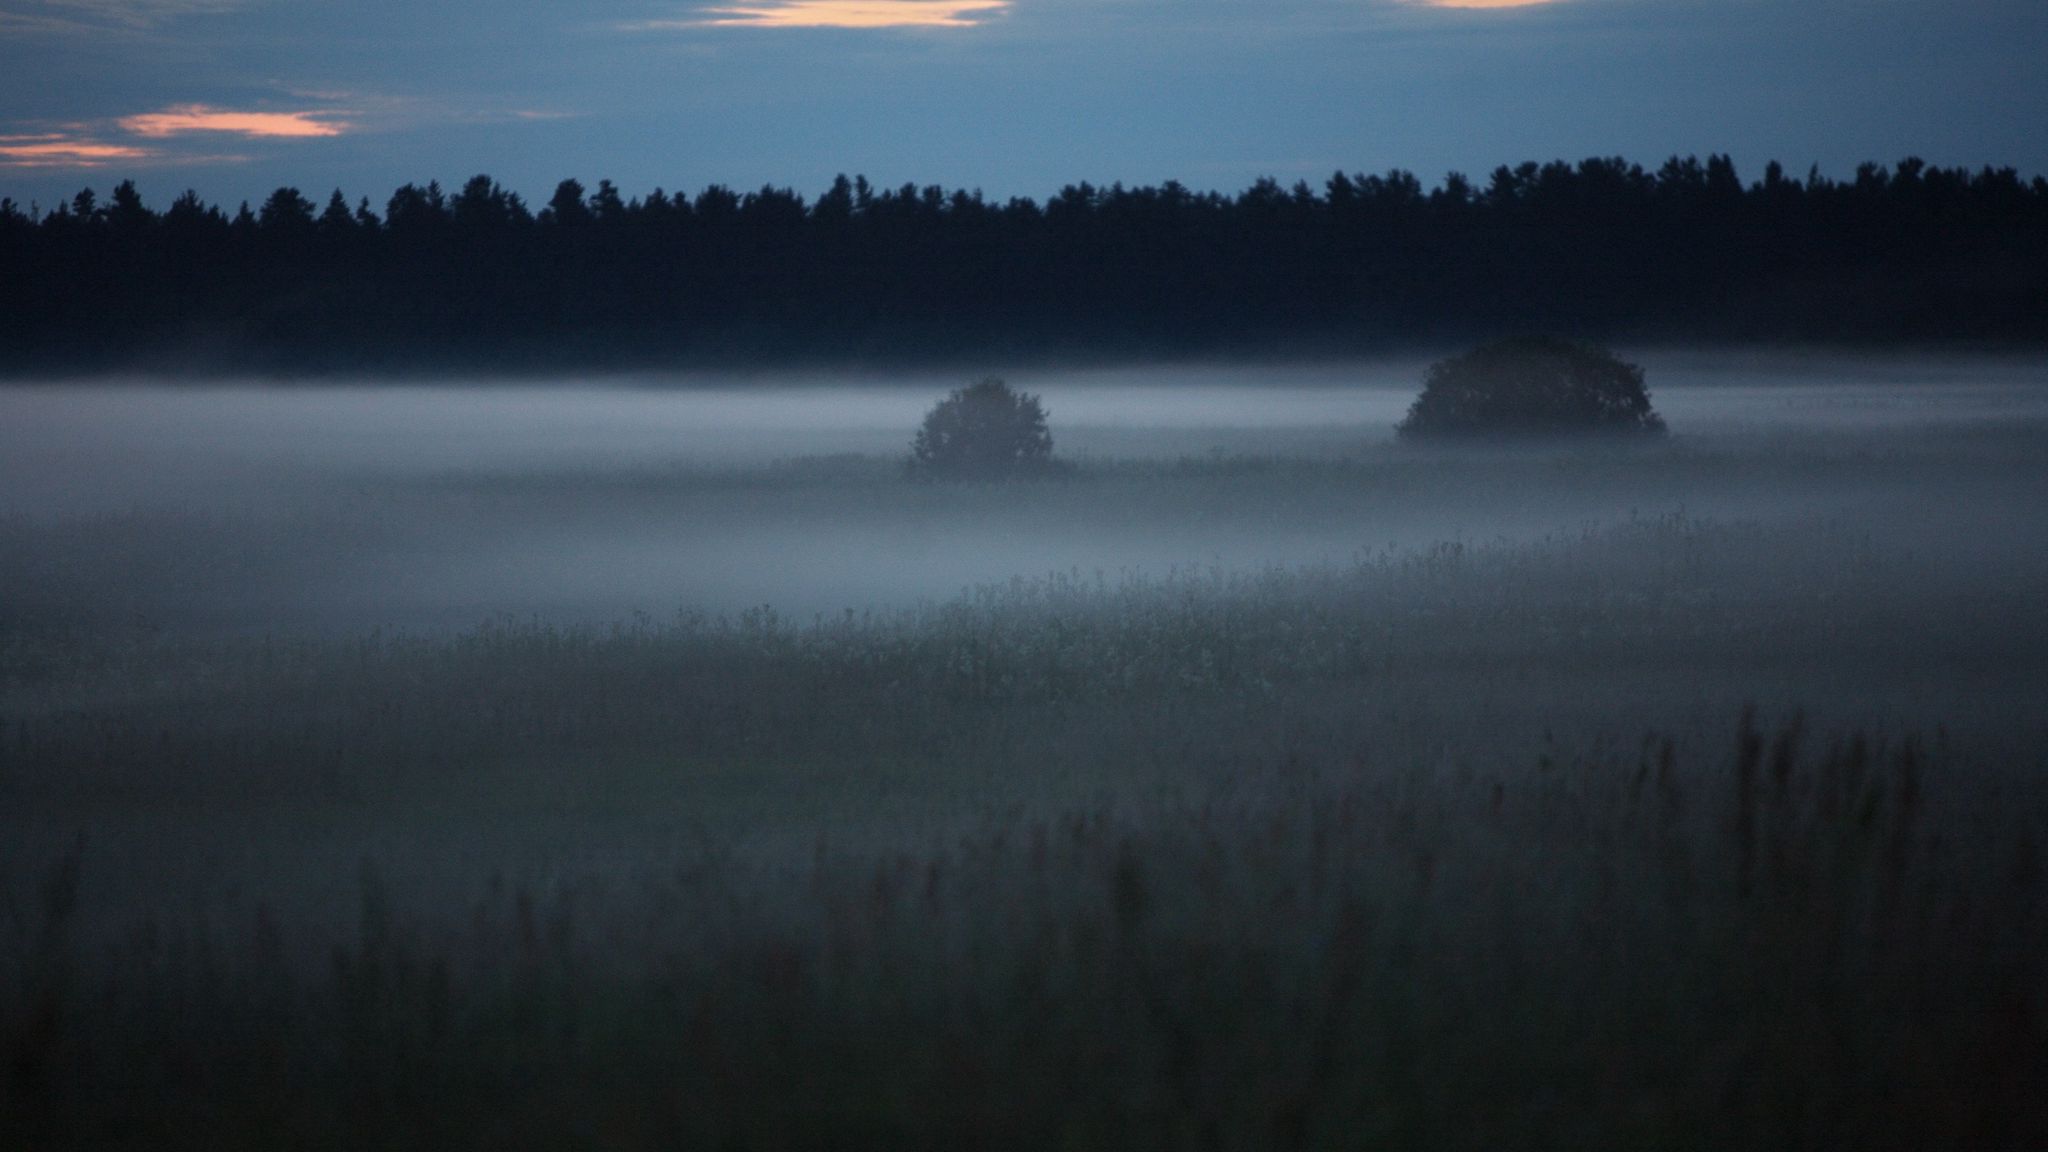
[117, 104, 350, 139]
[637, 1, 1008, 30]
[0, 134, 155, 167]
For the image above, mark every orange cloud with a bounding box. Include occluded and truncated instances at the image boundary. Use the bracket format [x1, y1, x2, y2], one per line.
[648, 0, 1008, 29]
[0, 134, 154, 167]
[118, 104, 349, 138]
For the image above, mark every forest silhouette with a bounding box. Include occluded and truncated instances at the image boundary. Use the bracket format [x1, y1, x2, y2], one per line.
[3, 155, 2044, 373]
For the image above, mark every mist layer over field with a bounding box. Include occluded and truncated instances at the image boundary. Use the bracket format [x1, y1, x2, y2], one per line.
[4, 351, 2047, 1149]
[4, 352, 2045, 630]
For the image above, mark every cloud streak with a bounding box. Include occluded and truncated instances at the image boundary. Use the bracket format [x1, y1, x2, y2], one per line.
[1416, 1, 1564, 8]
[0, 133, 154, 167]
[0, 101, 352, 169]
[117, 104, 351, 138]
[633, 0, 1007, 30]
[0, 0, 239, 34]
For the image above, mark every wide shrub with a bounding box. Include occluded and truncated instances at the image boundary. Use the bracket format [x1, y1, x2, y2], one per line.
[909, 378, 1056, 479]
[1398, 336, 1667, 439]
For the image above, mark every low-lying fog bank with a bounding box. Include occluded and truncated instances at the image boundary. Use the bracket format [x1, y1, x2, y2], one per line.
[2, 352, 2044, 631]
[6, 354, 2048, 1149]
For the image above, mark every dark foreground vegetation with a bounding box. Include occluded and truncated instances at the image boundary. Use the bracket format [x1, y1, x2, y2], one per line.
[4, 154, 2047, 373]
[5, 506, 2046, 1149]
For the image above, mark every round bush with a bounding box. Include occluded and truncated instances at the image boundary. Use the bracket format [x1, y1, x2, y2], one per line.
[910, 378, 1056, 479]
[1397, 337, 1666, 440]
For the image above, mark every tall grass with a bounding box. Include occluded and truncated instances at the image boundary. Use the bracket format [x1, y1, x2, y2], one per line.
[3, 514, 2046, 1148]
[4, 720, 2042, 1149]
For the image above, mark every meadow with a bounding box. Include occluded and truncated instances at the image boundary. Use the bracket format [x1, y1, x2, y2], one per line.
[3, 356, 2046, 1148]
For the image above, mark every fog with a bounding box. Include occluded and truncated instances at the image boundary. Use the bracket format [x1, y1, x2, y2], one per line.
[4, 351, 2046, 630]
[8, 352, 2048, 1146]
[1, 364, 1421, 515]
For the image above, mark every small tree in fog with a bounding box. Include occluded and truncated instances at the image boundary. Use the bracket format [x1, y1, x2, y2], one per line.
[910, 378, 1055, 480]
[1397, 336, 1666, 440]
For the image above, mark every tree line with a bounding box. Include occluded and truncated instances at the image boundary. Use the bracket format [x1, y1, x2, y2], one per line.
[3, 155, 2045, 373]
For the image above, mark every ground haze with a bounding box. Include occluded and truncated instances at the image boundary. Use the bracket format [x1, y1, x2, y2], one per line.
[4, 352, 2045, 626]
[3, 351, 2046, 1150]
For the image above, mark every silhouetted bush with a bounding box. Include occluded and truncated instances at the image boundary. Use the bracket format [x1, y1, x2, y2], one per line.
[1397, 337, 1667, 440]
[910, 378, 1055, 480]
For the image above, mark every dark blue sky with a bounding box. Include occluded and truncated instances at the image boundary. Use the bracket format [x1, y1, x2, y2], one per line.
[4, 0, 2044, 210]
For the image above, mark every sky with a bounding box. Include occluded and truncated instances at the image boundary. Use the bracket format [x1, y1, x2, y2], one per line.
[3, 0, 2045, 211]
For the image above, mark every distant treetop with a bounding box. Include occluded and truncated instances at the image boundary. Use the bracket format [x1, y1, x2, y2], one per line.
[910, 378, 1056, 480]
[2, 154, 2045, 373]
[1397, 337, 1667, 440]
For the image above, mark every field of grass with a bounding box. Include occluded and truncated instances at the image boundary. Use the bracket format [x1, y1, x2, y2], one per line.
[4, 386, 2048, 1148]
